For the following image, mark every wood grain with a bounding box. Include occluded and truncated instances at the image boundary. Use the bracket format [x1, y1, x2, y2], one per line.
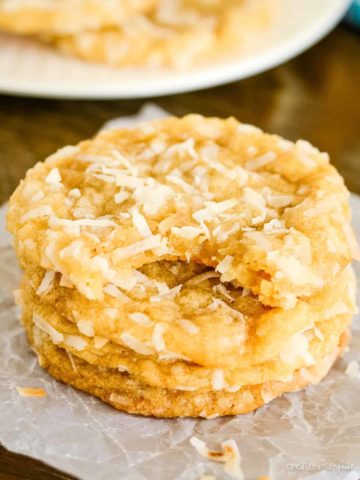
[0, 24, 360, 480]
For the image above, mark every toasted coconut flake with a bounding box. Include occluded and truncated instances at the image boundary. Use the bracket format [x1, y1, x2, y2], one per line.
[213, 284, 234, 303]
[186, 271, 220, 286]
[193, 199, 237, 223]
[216, 255, 233, 275]
[129, 312, 153, 327]
[20, 205, 53, 223]
[77, 319, 95, 337]
[152, 324, 166, 351]
[190, 437, 243, 480]
[323, 301, 349, 320]
[59, 275, 74, 288]
[16, 387, 47, 398]
[212, 369, 226, 390]
[133, 184, 174, 215]
[66, 350, 77, 373]
[131, 208, 152, 237]
[118, 365, 129, 373]
[314, 327, 324, 341]
[158, 351, 191, 362]
[36, 270, 55, 296]
[50, 216, 116, 229]
[30, 191, 45, 203]
[120, 333, 153, 355]
[166, 174, 198, 194]
[68, 188, 81, 198]
[112, 234, 164, 261]
[177, 319, 199, 335]
[45, 168, 62, 185]
[266, 194, 295, 208]
[171, 225, 203, 240]
[280, 332, 314, 366]
[263, 219, 288, 235]
[226, 385, 241, 393]
[150, 284, 182, 302]
[94, 336, 109, 349]
[245, 151, 276, 170]
[176, 386, 198, 391]
[33, 313, 64, 344]
[64, 335, 87, 351]
[103, 283, 130, 301]
[114, 190, 130, 204]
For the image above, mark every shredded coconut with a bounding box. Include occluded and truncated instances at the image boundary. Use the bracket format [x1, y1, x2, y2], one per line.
[216, 255, 233, 274]
[177, 319, 199, 335]
[129, 312, 153, 326]
[190, 437, 244, 480]
[150, 284, 182, 302]
[45, 168, 62, 185]
[20, 205, 53, 222]
[77, 319, 95, 337]
[112, 234, 165, 261]
[245, 151, 276, 170]
[212, 369, 226, 390]
[36, 270, 55, 295]
[120, 333, 153, 355]
[16, 387, 47, 398]
[186, 271, 220, 286]
[94, 336, 109, 349]
[131, 207, 152, 237]
[171, 225, 203, 239]
[152, 324, 166, 351]
[64, 335, 87, 351]
[213, 284, 234, 303]
[193, 199, 237, 223]
[33, 313, 64, 344]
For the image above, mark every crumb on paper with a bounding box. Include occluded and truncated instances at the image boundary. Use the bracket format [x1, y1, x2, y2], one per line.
[345, 360, 360, 379]
[190, 436, 243, 480]
[199, 476, 216, 480]
[16, 387, 47, 397]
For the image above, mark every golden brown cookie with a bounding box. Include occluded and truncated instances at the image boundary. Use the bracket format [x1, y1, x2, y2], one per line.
[0, 0, 156, 35]
[20, 273, 354, 391]
[7, 115, 358, 308]
[49, 0, 272, 69]
[22, 262, 356, 370]
[23, 311, 347, 417]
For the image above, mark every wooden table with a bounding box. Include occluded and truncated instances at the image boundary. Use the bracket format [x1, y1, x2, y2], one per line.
[1, 24, 359, 480]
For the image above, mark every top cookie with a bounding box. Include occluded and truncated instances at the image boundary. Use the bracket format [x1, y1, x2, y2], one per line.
[7, 115, 358, 308]
[0, 0, 156, 35]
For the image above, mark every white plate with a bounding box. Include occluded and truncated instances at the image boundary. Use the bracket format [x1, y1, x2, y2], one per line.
[0, 0, 351, 99]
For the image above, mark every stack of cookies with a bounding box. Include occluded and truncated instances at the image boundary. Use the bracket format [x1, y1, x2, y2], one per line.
[0, 0, 272, 69]
[7, 115, 358, 417]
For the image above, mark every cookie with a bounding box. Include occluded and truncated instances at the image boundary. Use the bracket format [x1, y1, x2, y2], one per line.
[49, 0, 272, 69]
[20, 272, 354, 391]
[22, 309, 347, 417]
[22, 261, 356, 370]
[0, 0, 156, 35]
[7, 115, 358, 309]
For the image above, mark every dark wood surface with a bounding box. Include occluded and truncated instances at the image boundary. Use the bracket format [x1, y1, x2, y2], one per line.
[1, 24, 360, 480]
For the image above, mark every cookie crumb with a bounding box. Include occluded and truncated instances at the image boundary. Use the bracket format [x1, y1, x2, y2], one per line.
[190, 437, 243, 479]
[16, 387, 47, 397]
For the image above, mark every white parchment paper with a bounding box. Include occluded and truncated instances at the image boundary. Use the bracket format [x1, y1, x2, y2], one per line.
[1, 105, 360, 480]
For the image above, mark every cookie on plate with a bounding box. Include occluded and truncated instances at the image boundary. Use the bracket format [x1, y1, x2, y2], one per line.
[49, 0, 272, 69]
[0, 0, 156, 35]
